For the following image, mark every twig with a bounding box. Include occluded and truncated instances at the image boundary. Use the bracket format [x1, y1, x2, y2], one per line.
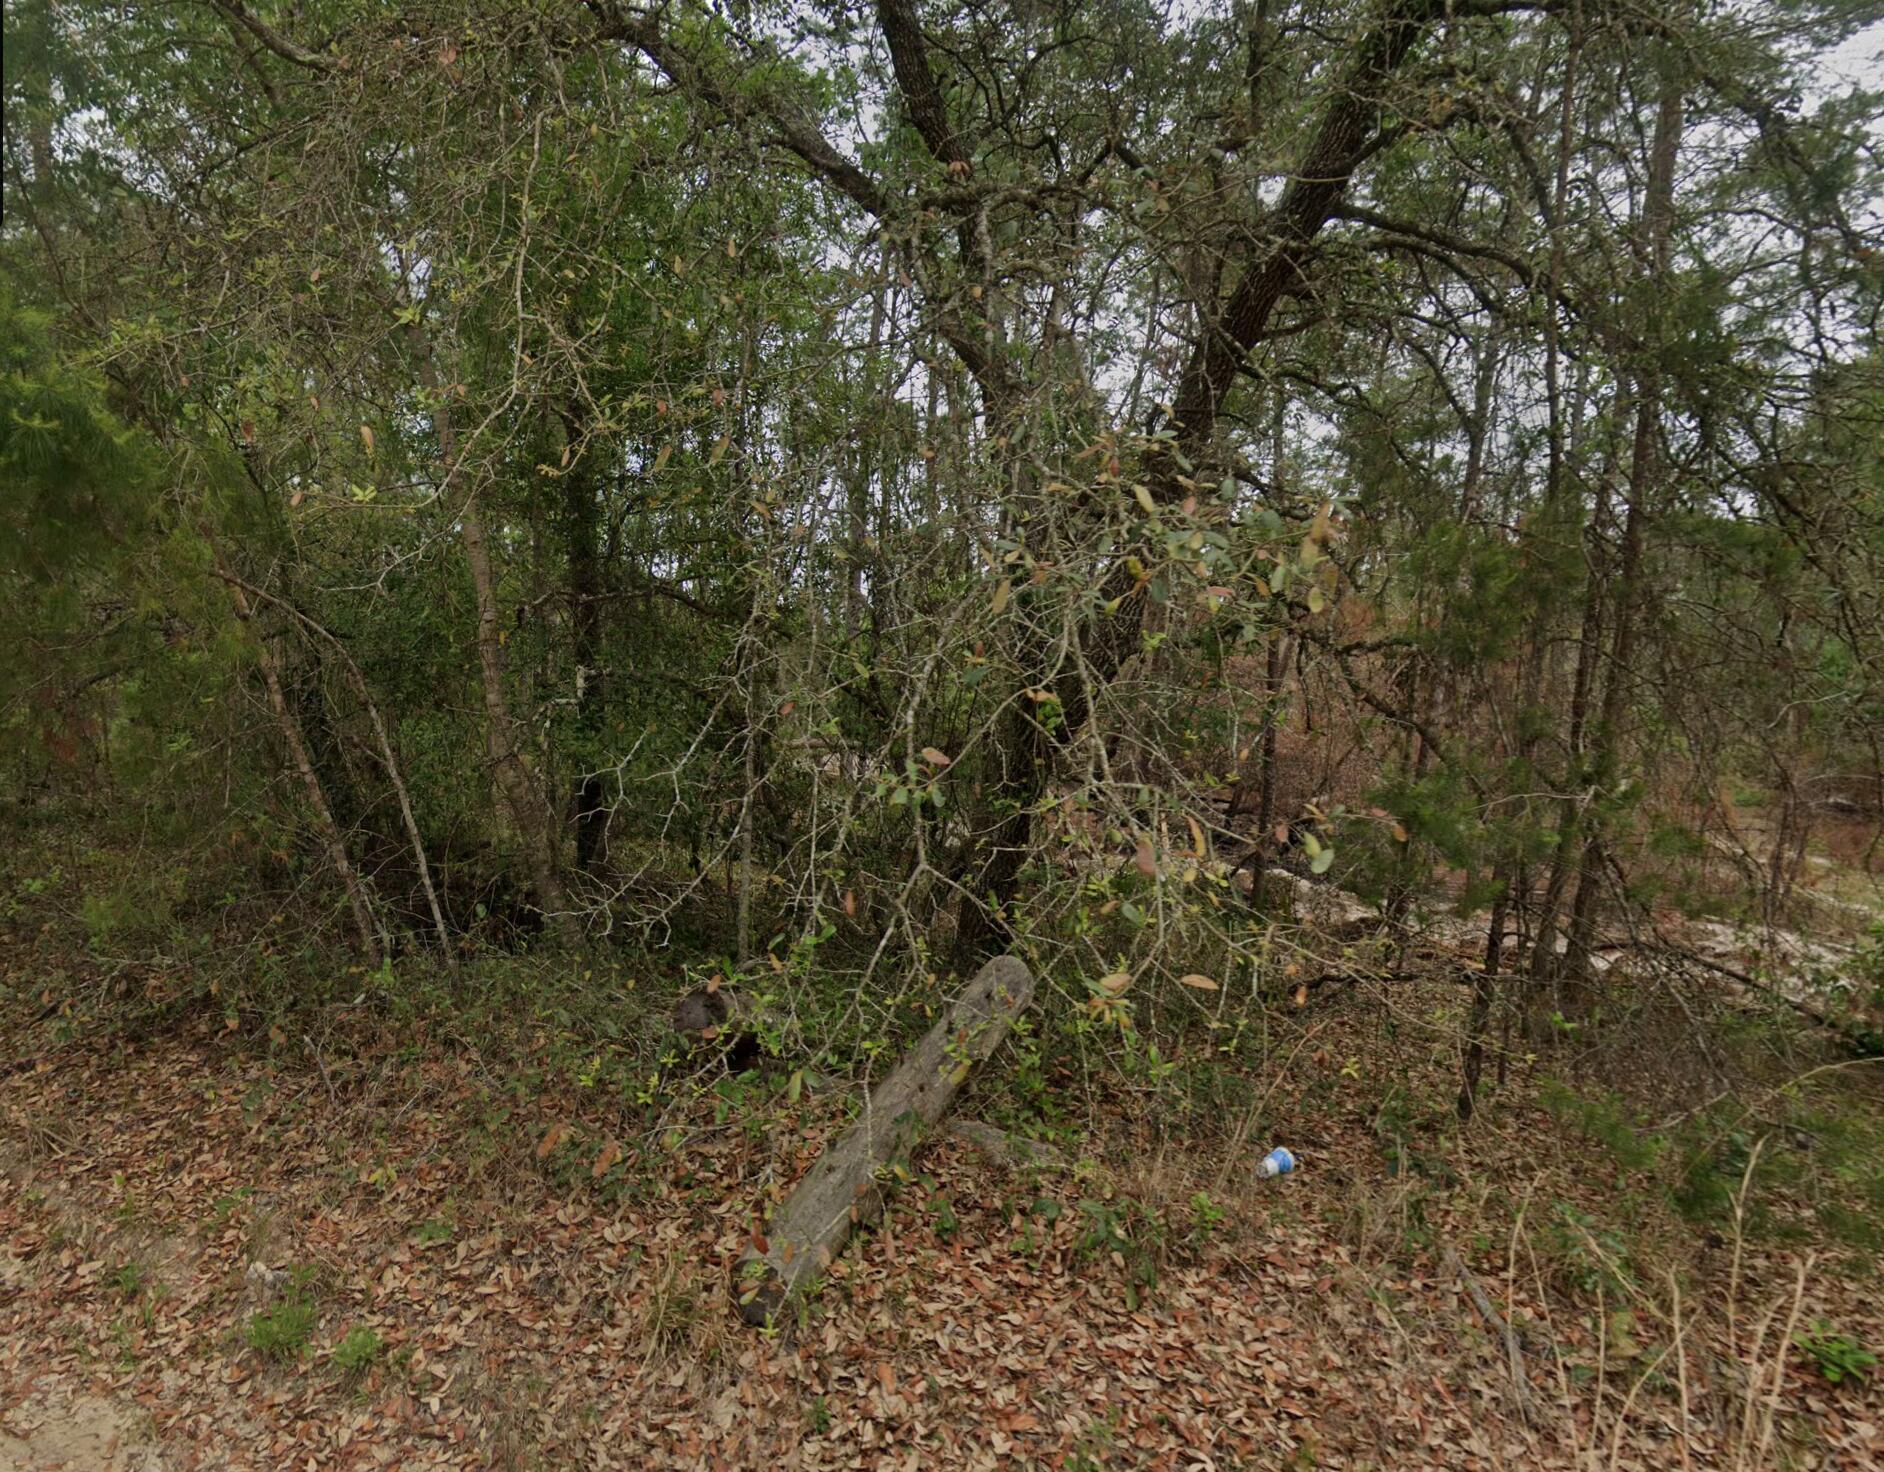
[303, 1034, 339, 1108]
[1443, 1246, 1535, 1423]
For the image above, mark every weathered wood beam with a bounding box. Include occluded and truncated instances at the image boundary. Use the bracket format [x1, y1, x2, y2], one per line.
[732, 956, 1035, 1325]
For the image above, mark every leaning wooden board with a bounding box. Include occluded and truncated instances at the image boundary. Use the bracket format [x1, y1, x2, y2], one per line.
[732, 955, 1035, 1325]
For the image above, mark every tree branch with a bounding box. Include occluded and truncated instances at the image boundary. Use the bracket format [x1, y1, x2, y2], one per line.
[207, 0, 331, 72]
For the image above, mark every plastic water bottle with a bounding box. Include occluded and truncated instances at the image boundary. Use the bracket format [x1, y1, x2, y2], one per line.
[1256, 1147, 1297, 1179]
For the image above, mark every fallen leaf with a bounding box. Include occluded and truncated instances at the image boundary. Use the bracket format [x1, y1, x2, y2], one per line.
[1178, 973, 1219, 991]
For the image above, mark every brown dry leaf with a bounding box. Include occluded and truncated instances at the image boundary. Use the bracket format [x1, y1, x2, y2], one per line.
[536, 1123, 567, 1159]
[1097, 972, 1132, 996]
[1134, 839, 1157, 876]
[842, 889, 857, 918]
[359, 423, 375, 454]
[877, 1363, 896, 1395]
[1178, 974, 1219, 991]
[921, 746, 951, 767]
[592, 1141, 620, 1178]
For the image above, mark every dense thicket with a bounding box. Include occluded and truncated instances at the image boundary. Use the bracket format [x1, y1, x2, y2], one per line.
[4, 0, 1881, 1100]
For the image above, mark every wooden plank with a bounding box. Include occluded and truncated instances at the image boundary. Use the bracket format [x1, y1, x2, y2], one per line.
[731, 955, 1034, 1325]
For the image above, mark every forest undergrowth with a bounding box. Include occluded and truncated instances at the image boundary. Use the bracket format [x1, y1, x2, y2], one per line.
[4, 830, 1881, 1471]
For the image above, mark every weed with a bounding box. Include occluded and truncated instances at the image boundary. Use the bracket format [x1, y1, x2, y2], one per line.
[1187, 1190, 1226, 1248]
[929, 1193, 960, 1242]
[1543, 1202, 1636, 1298]
[246, 1296, 317, 1361]
[1794, 1321, 1876, 1385]
[1540, 1079, 1665, 1173]
[330, 1325, 383, 1377]
[643, 1258, 728, 1364]
[207, 1185, 255, 1228]
[1074, 1198, 1162, 1308]
[807, 1394, 832, 1435]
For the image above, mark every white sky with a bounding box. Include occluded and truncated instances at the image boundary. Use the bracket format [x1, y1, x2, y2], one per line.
[1813, 19, 1884, 93]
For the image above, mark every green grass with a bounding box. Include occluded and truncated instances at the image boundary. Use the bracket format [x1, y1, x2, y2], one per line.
[246, 1297, 316, 1361]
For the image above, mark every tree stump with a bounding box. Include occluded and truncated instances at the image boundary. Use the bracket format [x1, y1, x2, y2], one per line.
[731, 955, 1035, 1325]
[672, 984, 776, 1071]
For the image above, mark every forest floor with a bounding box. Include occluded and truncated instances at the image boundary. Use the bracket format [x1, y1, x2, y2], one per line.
[3, 907, 1883, 1469]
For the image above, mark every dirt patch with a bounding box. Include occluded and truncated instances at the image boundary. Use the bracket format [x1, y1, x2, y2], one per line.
[0, 1381, 164, 1471]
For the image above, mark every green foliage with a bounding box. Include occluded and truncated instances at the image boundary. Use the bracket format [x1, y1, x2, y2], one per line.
[1539, 1081, 1665, 1174]
[1187, 1191, 1226, 1248]
[1543, 1203, 1636, 1298]
[1794, 1321, 1876, 1385]
[330, 1326, 383, 1377]
[1073, 1198, 1163, 1308]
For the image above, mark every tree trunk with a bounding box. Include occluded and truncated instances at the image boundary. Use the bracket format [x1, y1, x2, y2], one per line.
[212, 569, 457, 971]
[459, 496, 574, 933]
[732, 955, 1034, 1325]
[561, 407, 608, 876]
[1558, 61, 1684, 1001]
[215, 551, 383, 963]
[411, 328, 573, 935]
